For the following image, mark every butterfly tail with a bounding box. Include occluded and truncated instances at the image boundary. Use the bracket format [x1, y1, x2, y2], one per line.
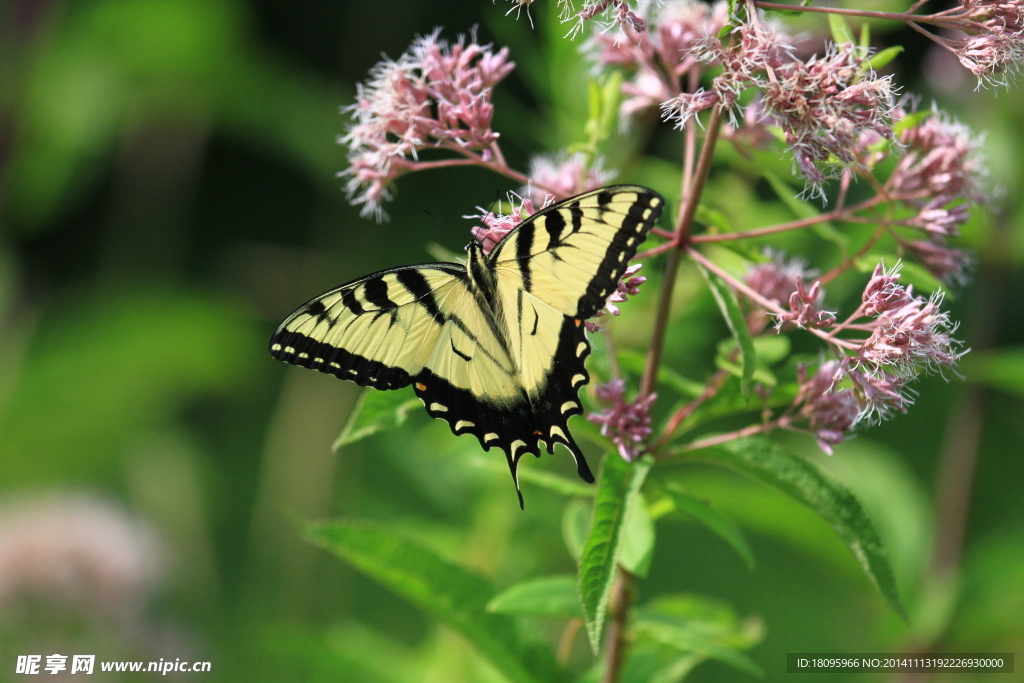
[504, 451, 525, 510]
[563, 432, 595, 484]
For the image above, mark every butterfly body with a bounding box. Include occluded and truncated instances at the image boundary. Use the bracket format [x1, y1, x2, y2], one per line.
[270, 186, 664, 505]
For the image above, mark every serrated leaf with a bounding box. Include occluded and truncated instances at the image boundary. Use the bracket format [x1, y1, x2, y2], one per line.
[662, 485, 755, 570]
[563, 497, 592, 562]
[828, 13, 855, 45]
[677, 437, 906, 620]
[333, 388, 421, 450]
[868, 46, 903, 71]
[579, 454, 652, 653]
[620, 493, 656, 578]
[488, 575, 583, 618]
[307, 520, 566, 683]
[699, 265, 757, 398]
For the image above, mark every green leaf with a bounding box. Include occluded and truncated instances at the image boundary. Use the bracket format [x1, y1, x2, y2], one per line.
[307, 520, 565, 683]
[695, 205, 734, 233]
[677, 438, 906, 620]
[750, 335, 791, 364]
[828, 13, 855, 45]
[487, 575, 583, 618]
[632, 595, 765, 678]
[599, 71, 623, 140]
[964, 346, 1024, 397]
[633, 624, 763, 678]
[717, 333, 790, 380]
[762, 170, 848, 247]
[662, 485, 755, 570]
[563, 498, 592, 562]
[859, 22, 871, 49]
[619, 493, 656, 578]
[579, 454, 652, 653]
[893, 109, 932, 135]
[618, 350, 704, 397]
[698, 265, 757, 398]
[333, 389, 421, 450]
[868, 46, 904, 71]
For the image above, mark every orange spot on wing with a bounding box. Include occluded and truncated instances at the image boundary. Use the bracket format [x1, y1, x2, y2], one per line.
[574, 319, 582, 327]
[533, 430, 543, 435]
[415, 383, 427, 391]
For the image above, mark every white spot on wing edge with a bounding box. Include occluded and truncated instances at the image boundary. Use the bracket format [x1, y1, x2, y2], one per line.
[571, 373, 587, 386]
[560, 401, 578, 414]
[430, 403, 448, 413]
[484, 433, 500, 443]
[510, 439, 527, 456]
[576, 342, 587, 357]
[271, 343, 282, 351]
[549, 426, 567, 440]
[455, 420, 475, 431]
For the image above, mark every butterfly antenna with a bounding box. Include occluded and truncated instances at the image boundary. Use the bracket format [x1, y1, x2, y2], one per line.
[423, 209, 452, 233]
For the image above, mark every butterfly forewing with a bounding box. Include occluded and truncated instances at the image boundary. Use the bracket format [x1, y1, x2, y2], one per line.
[270, 264, 467, 390]
[489, 186, 665, 319]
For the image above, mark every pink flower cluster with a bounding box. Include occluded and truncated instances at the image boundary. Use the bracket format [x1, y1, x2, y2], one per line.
[955, 0, 1024, 88]
[744, 252, 834, 330]
[588, 0, 729, 118]
[563, 0, 649, 39]
[525, 151, 616, 205]
[785, 262, 965, 452]
[341, 30, 514, 220]
[586, 264, 647, 331]
[760, 44, 897, 199]
[654, 14, 896, 199]
[871, 107, 986, 283]
[467, 192, 548, 256]
[588, 379, 657, 461]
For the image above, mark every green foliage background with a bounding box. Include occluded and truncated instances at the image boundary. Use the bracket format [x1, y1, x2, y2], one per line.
[0, 0, 1022, 680]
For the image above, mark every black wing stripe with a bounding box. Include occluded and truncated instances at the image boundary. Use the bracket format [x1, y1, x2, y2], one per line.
[362, 276, 397, 310]
[396, 268, 446, 325]
[569, 200, 583, 234]
[516, 220, 535, 291]
[544, 208, 566, 246]
[341, 288, 364, 315]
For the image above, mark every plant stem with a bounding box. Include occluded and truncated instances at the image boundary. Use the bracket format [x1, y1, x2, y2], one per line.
[557, 618, 583, 666]
[753, 1, 967, 28]
[690, 195, 884, 243]
[674, 416, 791, 453]
[601, 568, 633, 683]
[651, 368, 731, 452]
[640, 106, 724, 398]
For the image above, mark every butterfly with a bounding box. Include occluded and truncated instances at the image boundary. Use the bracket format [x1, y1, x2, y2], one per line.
[269, 185, 665, 505]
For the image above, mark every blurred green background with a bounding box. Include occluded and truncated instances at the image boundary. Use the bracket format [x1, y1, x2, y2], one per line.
[0, 0, 1021, 681]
